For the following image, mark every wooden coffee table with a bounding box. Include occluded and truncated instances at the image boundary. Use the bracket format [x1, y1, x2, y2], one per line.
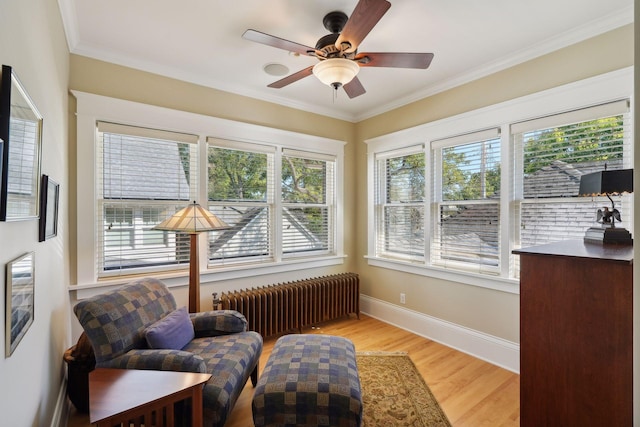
[89, 368, 211, 427]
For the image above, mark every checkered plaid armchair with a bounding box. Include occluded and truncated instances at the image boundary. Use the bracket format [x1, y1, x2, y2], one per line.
[74, 277, 263, 427]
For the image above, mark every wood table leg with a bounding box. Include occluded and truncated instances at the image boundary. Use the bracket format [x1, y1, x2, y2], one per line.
[191, 386, 204, 427]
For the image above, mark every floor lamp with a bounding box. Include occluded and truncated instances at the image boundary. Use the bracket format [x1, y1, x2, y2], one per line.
[153, 201, 230, 313]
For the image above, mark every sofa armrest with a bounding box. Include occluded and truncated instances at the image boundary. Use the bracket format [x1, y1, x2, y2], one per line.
[190, 310, 247, 337]
[99, 349, 207, 373]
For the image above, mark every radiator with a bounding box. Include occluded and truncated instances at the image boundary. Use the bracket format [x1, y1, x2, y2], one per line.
[220, 273, 359, 338]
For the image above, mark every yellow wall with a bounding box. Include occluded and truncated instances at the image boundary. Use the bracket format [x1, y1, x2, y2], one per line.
[68, 26, 633, 344]
[69, 55, 354, 140]
[0, 0, 70, 425]
[0, 7, 632, 423]
[354, 24, 634, 343]
[68, 55, 359, 326]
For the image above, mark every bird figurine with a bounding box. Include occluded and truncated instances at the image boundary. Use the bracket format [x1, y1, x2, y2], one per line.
[596, 206, 621, 225]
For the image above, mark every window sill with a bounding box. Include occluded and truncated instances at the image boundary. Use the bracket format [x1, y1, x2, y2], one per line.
[365, 256, 519, 294]
[69, 255, 347, 299]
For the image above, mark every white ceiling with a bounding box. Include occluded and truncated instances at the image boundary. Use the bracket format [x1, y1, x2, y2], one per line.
[57, 0, 633, 122]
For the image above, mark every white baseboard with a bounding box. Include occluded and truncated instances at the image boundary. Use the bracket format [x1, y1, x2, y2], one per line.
[51, 379, 69, 427]
[360, 295, 520, 373]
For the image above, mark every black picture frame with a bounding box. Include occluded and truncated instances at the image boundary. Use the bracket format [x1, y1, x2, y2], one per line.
[5, 251, 34, 357]
[38, 175, 59, 242]
[0, 65, 43, 221]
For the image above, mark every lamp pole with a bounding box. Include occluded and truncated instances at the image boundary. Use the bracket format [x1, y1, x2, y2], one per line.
[189, 233, 200, 313]
[152, 201, 231, 314]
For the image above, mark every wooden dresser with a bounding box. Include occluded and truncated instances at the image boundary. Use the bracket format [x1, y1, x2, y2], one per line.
[514, 240, 633, 426]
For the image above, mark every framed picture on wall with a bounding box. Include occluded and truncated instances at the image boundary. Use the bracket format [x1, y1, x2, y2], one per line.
[5, 251, 35, 357]
[38, 174, 59, 242]
[0, 65, 43, 221]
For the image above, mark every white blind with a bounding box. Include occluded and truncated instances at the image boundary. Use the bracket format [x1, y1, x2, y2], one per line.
[206, 141, 275, 263]
[281, 150, 336, 256]
[432, 128, 500, 149]
[432, 130, 501, 274]
[513, 100, 632, 248]
[439, 133, 501, 201]
[374, 147, 426, 262]
[511, 100, 629, 134]
[96, 121, 199, 276]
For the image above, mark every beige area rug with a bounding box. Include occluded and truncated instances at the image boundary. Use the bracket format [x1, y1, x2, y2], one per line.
[357, 352, 451, 427]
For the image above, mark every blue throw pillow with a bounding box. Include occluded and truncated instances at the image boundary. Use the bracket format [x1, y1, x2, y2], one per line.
[145, 306, 195, 350]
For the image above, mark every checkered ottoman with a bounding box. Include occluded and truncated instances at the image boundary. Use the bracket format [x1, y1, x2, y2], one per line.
[252, 334, 363, 427]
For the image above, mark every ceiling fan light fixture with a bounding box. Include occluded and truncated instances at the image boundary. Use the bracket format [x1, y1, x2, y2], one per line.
[312, 58, 359, 89]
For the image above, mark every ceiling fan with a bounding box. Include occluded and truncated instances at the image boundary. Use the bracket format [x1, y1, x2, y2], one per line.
[242, 0, 434, 99]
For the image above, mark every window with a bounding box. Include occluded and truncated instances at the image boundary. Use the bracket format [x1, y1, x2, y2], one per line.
[281, 149, 335, 256]
[104, 206, 133, 248]
[366, 69, 633, 290]
[206, 140, 274, 263]
[374, 147, 425, 262]
[97, 122, 198, 276]
[98, 126, 342, 275]
[206, 140, 337, 265]
[432, 129, 501, 274]
[513, 101, 631, 249]
[76, 92, 345, 287]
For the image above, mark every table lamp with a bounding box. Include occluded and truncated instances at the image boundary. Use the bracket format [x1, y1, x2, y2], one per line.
[578, 168, 633, 245]
[153, 201, 230, 312]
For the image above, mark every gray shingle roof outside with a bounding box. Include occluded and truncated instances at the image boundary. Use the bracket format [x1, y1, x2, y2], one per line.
[103, 134, 191, 201]
[435, 159, 627, 264]
[523, 159, 624, 199]
[380, 160, 627, 264]
[208, 206, 328, 260]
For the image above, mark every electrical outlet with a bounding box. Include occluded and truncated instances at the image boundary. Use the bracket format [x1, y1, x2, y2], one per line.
[400, 293, 406, 304]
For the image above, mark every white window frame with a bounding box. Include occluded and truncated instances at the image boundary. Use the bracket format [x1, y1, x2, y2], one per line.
[74, 91, 345, 289]
[511, 100, 632, 256]
[366, 67, 633, 294]
[96, 122, 199, 277]
[206, 139, 276, 266]
[280, 148, 337, 259]
[431, 129, 502, 275]
[373, 145, 426, 263]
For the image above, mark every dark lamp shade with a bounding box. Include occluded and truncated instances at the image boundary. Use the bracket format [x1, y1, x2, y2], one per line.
[578, 169, 633, 196]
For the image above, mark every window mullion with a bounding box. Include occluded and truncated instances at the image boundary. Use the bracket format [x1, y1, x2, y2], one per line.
[499, 124, 511, 278]
[273, 148, 283, 262]
[196, 134, 208, 271]
[424, 145, 432, 264]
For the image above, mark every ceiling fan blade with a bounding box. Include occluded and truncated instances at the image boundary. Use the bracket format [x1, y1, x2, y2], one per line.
[243, 29, 317, 56]
[336, 0, 391, 53]
[343, 76, 366, 99]
[355, 52, 434, 69]
[267, 66, 314, 89]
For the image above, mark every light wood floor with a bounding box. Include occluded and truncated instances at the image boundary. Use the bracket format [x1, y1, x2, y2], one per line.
[67, 314, 520, 426]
